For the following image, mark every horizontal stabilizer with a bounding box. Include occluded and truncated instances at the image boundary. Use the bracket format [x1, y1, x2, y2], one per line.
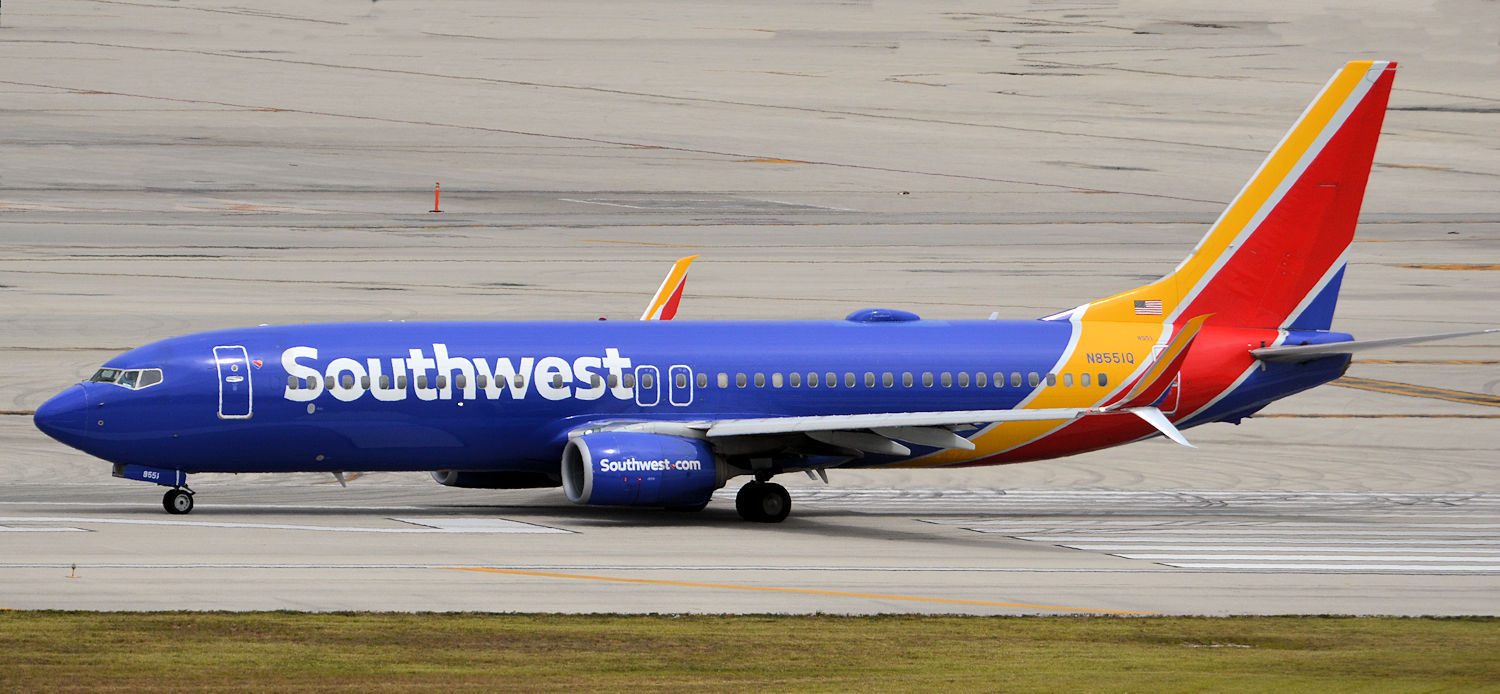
[1252, 329, 1499, 363]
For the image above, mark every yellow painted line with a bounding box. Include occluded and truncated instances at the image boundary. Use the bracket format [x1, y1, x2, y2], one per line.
[442, 567, 1154, 615]
[1354, 359, 1499, 365]
[1332, 377, 1500, 408]
[580, 239, 703, 248]
[0, 410, 35, 416]
[1397, 263, 1500, 271]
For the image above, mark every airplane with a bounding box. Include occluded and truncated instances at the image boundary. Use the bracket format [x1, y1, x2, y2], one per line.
[31, 60, 1496, 522]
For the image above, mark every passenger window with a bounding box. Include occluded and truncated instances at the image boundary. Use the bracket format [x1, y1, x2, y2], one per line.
[381, 375, 391, 389]
[623, 373, 635, 389]
[958, 372, 970, 388]
[1046, 374, 1056, 387]
[1098, 373, 1108, 387]
[922, 372, 934, 387]
[640, 373, 654, 389]
[771, 373, 783, 388]
[397, 375, 408, 389]
[864, 372, 875, 387]
[994, 372, 1005, 387]
[790, 372, 802, 388]
[342, 374, 356, 389]
[754, 373, 766, 388]
[476, 374, 488, 388]
[808, 372, 820, 388]
[826, 372, 838, 388]
[676, 373, 688, 389]
[515, 374, 527, 389]
[1081, 373, 1091, 387]
[1011, 372, 1022, 387]
[717, 373, 728, 388]
[1063, 373, 1074, 387]
[736, 373, 747, 388]
[697, 373, 708, 389]
[413, 375, 424, 389]
[902, 372, 913, 387]
[976, 372, 987, 388]
[549, 374, 562, 388]
[844, 372, 856, 388]
[325, 375, 336, 389]
[882, 372, 894, 388]
[941, 372, 952, 388]
[287, 375, 299, 389]
[456, 374, 467, 389]
[1028, 372, 1040, 387]
[361, 376, 371, 389]
[609, 374, 619, 389]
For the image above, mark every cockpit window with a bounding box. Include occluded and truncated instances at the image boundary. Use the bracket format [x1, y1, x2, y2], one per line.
[89, 367, 164, 390]
[89, 368, 123, 384]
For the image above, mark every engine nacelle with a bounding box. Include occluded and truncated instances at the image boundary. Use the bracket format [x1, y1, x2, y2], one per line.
[430, 470, 560, 489]
[561, 432, 726, 508]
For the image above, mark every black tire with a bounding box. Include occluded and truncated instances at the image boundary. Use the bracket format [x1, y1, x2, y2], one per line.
[735, 481, 791, 523]
[755, 483, 791, 523]
[163, 489, 194, 515]
[735, 481, 764, 521]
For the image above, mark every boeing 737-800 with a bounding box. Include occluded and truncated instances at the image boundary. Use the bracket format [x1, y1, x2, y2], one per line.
[31, 61, 1493, 522]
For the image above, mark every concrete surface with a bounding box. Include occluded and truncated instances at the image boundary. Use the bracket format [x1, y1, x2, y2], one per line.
[1, 0, 1497, 614]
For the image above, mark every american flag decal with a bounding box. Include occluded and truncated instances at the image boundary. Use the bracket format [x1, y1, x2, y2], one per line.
[1134, 299, 1163, 315]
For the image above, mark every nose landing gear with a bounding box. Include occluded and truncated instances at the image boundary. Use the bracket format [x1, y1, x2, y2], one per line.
[163, 487, 194, 515]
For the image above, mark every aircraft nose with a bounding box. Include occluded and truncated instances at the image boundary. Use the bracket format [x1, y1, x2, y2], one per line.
[34, 384, 88, 443]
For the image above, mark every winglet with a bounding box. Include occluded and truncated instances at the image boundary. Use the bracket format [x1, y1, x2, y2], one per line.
[1104, 314, 1211, 411]
[640, 255, 699, 321]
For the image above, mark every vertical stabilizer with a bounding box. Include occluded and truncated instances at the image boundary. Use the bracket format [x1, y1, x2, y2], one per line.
[1066, 61, 1396, 330]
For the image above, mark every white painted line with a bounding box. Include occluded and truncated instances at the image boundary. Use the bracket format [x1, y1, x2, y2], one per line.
[1015, 528, 1500, 537]
[559, 198, 645, 209]
[1064, 545, 1500, 553]
[391, 517, 570, 534]
[1117, 554, 1500, 562]
[1005, 535, 1500, 544]
[1163, 563, 1500, 572]
[0, 516, 570, 534]
[0, 526, 86, 532]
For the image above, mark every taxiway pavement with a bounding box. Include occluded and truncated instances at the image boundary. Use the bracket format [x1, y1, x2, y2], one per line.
[1, 0, 1496, 614]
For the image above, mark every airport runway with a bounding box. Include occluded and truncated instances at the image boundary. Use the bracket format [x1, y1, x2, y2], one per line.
[1, 1, 1497, 614]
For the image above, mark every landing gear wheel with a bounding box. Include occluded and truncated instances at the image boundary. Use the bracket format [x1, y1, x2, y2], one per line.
[163, 488, 194, 515]
[735, 481, 790, 523]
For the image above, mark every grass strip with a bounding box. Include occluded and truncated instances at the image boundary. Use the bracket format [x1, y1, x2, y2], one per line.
[2, 613, 1498, 692]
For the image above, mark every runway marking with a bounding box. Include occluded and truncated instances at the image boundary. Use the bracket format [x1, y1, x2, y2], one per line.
[442, 567, 1153, 615]
[0, 516, 571, 534]
[1397, 263, 1500, 271]
[0, 410, 36, 416]
[1354, 359, 1500, 365]
[1164, 563, 1500, 572]
[392, 517, 569, 533]
[579, 238, 704, 248]
[0, 526, 87, 532]
[1330, 377, 1500, 407]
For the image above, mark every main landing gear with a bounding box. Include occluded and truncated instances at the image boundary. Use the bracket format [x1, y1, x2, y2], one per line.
[735, 480, 791, 523]
[163, 487, 194, 515]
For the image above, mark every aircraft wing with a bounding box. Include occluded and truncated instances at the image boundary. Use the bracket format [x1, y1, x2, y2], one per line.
[1251, 329, 1498, 363]
[577, 405, 1192, 459]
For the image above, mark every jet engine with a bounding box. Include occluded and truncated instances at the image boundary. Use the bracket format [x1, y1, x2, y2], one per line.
[430, 470, 560, 489]
[561, 431, 727, 508]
